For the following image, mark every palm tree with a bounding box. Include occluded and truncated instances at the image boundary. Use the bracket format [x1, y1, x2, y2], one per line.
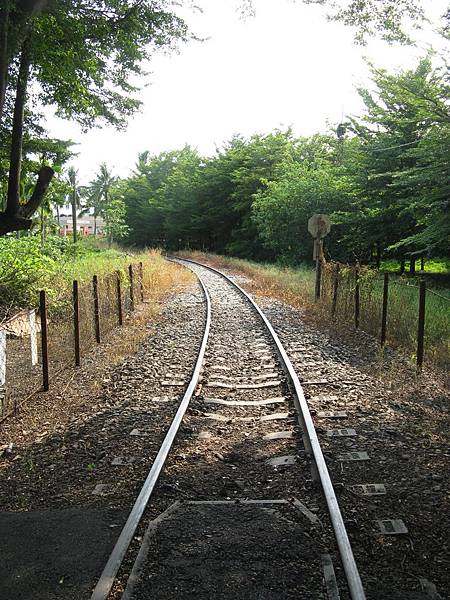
[85, 163, 117, 242]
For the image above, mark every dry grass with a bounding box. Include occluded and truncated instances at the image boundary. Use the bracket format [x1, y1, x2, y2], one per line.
[181, 251, 449, 375]
[1, 251, 194, 422]
[180, 251, 315, 308]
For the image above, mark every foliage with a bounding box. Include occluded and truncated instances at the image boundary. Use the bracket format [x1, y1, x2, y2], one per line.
[0, 234, 62, 307]
[0, 234, 128, 309]
[121, 57, 449, 270]
[302, 0, 425, 44]
[252, 138, 359, 262]
[341, 57, 450, 259]
[81, 163, 128, 243]
[0, 0, 190, 235]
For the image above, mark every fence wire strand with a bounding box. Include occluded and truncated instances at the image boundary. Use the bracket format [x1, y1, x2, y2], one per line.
[0, 261, 153, 420]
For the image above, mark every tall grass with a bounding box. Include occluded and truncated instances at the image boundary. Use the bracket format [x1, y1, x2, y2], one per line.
[1, 245, 194, 419]
[181, 251, 316, 306]
[182, 252, 449, 370]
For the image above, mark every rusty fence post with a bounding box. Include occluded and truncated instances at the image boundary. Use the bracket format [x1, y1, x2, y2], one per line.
[416, 280, 426, 371]
[39, 290, 49, 391]
[116, 271, 123, 325]
[380, 273, 389, 346]
[354, 266, 360, 329]
[139, 261, 144, 302]
[93, 274, 101, 343]
[73, 280, 81, 366]
[129, 264, 135, 311]
[331, 263, 340, 317]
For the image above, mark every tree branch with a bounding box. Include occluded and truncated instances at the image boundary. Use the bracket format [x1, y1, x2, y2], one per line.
[0, 165, 54, 236]
[18, 165, 55, 218]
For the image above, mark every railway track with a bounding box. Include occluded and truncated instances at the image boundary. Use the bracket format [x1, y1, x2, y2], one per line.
[90, 257, 366, 600]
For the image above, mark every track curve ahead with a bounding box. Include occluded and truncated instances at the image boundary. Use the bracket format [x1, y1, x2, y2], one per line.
[175, 257, 366, 600]
[90, 257, 366, 600]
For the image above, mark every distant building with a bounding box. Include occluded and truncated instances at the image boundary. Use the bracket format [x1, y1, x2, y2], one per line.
[59, 214, 105, 237]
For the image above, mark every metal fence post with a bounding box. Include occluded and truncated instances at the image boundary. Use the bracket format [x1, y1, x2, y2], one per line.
[417, 280, 426, 370]
[93, 275, 101, 343]
[139, 261, 144, 302]
[39, 290, 49, 391]
[73, 280, 81, 365]
[354, 266, 360, 329]
[129, 264, 135, 311]
[380, 273, 389, 346]
[331, 263, 340, 316]
[116, 271, 123, 326]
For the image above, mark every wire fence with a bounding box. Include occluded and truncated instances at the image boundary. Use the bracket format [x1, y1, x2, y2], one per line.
[321, 262, 450, 370]
[0, 260, 154, 422]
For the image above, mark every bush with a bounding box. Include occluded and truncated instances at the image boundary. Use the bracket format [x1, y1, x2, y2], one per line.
[0, 235, 62, 309]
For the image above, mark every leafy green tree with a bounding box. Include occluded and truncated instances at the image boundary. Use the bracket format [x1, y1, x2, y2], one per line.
[341, 58, 450, 266]
[252, 136, 359, 262]
[196, 131, 300, 258]
[123, 150, 187, 247]
[302, 0, 426, 44]
[103, 187, 129, 245]
[83, 163, 118, 236]
[0, 0, 189, 235]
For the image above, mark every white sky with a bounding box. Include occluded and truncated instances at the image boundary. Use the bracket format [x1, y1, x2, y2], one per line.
[44, 0, 448, 184]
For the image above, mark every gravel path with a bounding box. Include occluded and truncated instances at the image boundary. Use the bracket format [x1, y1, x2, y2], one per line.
[0, 261, 447, 600]
[259, 294, 448, 600]
[123, 262, 338, 599]
[0, 285, 207, 600]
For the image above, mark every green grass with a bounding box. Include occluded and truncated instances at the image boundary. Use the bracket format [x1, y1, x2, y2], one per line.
[0, 235, 183, 314]
[380, 257, 450, 275]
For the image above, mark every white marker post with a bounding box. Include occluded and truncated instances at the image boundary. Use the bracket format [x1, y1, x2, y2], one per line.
[308, 214, 331, 302]
[29, 310, 38, 366]
[0, 331, 6, 415]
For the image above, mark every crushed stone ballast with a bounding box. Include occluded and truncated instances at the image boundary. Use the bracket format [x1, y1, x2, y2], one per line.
[89, 257, 366, 600]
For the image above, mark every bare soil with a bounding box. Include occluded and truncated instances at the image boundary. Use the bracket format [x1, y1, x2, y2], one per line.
[0, 260, 448, 600]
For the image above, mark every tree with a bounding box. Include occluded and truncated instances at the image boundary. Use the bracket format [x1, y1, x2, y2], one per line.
[252, 136, 359, 262]
[196, 131, 300, 258]
[83, 163, 118, 237]
[0, 0, 189, 236]
[67, 167, 80, 244]
[341, 58, 450, 264]
[302, 0, 426, 44]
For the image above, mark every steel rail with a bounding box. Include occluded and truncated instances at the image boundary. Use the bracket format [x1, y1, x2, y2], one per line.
[176, 257, 366, 600]
[90, 276, 211, 600]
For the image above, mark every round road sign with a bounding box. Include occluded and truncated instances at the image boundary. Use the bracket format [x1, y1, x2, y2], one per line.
[308, 214, 331, 238]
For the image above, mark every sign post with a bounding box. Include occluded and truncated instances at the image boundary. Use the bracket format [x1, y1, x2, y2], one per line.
[308, 214, 331, 302]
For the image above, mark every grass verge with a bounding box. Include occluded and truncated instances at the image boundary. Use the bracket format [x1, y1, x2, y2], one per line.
[181, 251, 449, 372]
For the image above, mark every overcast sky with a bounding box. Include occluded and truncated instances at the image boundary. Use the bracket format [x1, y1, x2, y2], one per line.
[44, 0, 448, 184]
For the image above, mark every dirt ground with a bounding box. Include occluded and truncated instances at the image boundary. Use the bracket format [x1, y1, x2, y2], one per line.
[0, 262, 448, 600]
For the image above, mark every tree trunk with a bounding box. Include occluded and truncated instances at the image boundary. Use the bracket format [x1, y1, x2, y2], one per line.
[0, 2, 10, 124]
[0, 0, 49, 125]
[94, 214, 97, 236]
[410, 257, 416, 274]
[18, 165, 54, 218]
[56, 203, 60, 227]
[6, 39, 30, 218]
[399, 257, 405, 275]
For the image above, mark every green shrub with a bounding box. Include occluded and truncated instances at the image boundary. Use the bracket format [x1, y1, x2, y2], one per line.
[0, 235, 62, 308]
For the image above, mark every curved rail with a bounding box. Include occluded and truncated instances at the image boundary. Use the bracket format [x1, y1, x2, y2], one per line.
[176, 256, 366, 600]
[90, 277, 211, 600]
